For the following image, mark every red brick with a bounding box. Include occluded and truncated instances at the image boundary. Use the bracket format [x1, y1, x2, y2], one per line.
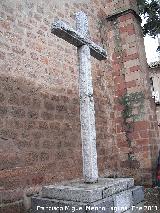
[119, 13, 133, 22]
[115, 88, 127, 96]
[127, 23, 135, 35]
[114, 76, 125, 84]
[124, 53, 139, 62]
[115, 82, 126, 91]
[119, 26, 127, 34]
[114, 104, 124, 111]
[126, 80, 136, 88]
[136, 139, 149, 145]
[130, 65, 141, 72]
[139, 130, 149, 139]
[112, 64, 121, 77]
[132, 131, 140, 140]
[134, 121, 150, 131]
[116, 123, 124, 133]
[32, 175, 44, 185]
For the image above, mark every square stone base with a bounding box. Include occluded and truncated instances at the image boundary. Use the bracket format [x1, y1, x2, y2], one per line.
[31, 178, 144, 213]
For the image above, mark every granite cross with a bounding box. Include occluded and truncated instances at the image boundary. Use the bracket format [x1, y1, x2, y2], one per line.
[51, 11, 107, 183]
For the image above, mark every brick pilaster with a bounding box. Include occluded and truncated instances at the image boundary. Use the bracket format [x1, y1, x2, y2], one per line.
[106, 8, 160, 186]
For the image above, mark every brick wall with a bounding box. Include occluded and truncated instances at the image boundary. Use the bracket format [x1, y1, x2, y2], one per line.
[105, 8, 160, 185]
[0, 0, 160, 211]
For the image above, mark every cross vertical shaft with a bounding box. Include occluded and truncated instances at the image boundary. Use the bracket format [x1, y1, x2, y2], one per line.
[51, 11, 107, 184]
[76, 12, 98, 183]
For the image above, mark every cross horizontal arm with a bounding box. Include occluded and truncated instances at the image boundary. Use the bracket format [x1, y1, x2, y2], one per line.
[51, 21, 107, 61]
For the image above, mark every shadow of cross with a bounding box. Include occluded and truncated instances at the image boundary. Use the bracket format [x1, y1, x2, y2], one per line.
[51, 11, 107, 183]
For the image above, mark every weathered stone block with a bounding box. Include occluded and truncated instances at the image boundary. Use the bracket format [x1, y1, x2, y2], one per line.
[113, 190, 133, 213]
[103, 178, 133, 197]
[32, 179, 145, 213]
[126, 178, 134, 188]
[59, 201, 86, 213]
[42, 185, 102, 203]
[86, 196, 114, 213]
[131, 186, 144, 205]
[31, 196, 59, 213]
[124, 202, 144, 213]
[32, 194, 114, 213]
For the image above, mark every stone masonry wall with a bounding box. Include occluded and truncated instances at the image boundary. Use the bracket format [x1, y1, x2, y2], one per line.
[0, 0, 160, 212]
[0, 0, 115, 211]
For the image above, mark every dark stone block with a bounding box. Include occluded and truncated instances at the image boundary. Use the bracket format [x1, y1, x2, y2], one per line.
[31, 196, 59, 213]
[86, 196, 114, 213]
[59, 201, 86, 213]
[132, 186, 144, 205]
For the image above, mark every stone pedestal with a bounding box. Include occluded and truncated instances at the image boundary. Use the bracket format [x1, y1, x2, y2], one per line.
[31, 178, 144, 213]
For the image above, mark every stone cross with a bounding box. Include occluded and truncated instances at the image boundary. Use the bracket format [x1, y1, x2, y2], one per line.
[51, 11, 107, 183]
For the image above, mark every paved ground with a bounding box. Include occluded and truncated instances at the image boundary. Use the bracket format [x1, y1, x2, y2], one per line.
[125, 188, 160, 213]
[143, 188, 160, 212]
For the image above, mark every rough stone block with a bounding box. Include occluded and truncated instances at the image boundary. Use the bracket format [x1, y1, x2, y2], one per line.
[31, 196, 59, 213]
[86, 196, 114, 213]
[126, 178, 134, 189]
[32, 179, 144, 213]
[32, 195, 114, 213]
[103, 178, 129, 197]
[42, 185, 102, 203]
[42, 178, 135, 203]
[131, 186, 144, 205]
[113, 190, 133, 213]
[59, 201, 86, 213]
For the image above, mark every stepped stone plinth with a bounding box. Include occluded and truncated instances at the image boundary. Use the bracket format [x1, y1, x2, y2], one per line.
[31, 178, 144, 213]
